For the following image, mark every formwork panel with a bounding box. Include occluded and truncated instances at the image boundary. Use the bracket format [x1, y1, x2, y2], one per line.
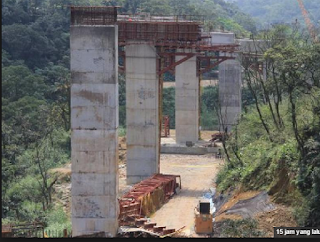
[118, 22, 201, 43]
[71, 7, 118, 26]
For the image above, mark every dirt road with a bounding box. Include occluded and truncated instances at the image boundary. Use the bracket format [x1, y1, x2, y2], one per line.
[149, 154, 223, 237]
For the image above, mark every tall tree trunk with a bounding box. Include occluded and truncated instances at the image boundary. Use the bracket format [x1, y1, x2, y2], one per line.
[256, 71, 279, 129]
[247, 70, 273, 141]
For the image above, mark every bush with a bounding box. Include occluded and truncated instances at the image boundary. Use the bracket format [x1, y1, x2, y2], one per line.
[119, 126, 126, 137]
[219, 219, 265, 238]
[45, 205, 71, 231]
[293, 197, 311, 226]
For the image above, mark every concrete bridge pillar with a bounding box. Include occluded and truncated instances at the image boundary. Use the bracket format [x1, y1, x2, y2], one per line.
[211, 32, 242, 132]
[175, 51, 199, 144]
[218, 59, 242, 132]
[70, 25, 119, 237]
[125, 42, 160, 184]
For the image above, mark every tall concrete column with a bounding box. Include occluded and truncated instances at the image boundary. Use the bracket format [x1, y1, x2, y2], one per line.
[70, 26, 119, 237]
[218, 59, 241, 132]
[175, 52, 199, 144]
[211, 32, 242, 132]
[125, 42, 159, 184]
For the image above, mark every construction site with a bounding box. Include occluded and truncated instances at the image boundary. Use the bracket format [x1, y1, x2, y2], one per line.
[2, 1, 319, 238]
[68, 6, 267, 238]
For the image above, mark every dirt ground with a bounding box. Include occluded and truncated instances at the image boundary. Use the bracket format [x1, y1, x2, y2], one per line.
[144, 154, 223, 237]
[255, 205, 297, 237]
[168, 129, 219, 142]
[52, 130, 298, 238]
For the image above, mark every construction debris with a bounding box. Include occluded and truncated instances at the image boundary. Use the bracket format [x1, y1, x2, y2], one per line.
[119, 173, 181, 225]
[117, 173, 182, 237]
[118, 226, 160, 238]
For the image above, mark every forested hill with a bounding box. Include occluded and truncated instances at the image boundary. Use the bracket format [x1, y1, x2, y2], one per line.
[226, 0, 320, 28]
[1, 0, 255, 227]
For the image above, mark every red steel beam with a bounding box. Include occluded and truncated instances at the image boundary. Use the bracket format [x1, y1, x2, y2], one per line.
[158, 53, 195, 75]
[198, 56, 234, 75]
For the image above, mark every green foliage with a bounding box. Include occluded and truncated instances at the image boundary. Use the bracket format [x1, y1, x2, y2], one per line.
[119, 126, 126, 137]
[216, 26, 320, 227]
[229, 0, 320, 31]
[162, 86, 219, 131]
[2, 65, 48, 101]
[119, 74, 126, 126]
[162, 87, 175, 128]
[219, 218, 265, 238]
[45, 206, 71, 232]
[293, 196, 311, 226]
[3, 0, 318, 230]
[201, 86, 219, 130]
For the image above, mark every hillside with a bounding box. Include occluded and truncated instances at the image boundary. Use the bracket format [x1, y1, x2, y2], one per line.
[2, 0, 320, 238]
[1, 0, 254, 233]
[226, 0, 320, 29]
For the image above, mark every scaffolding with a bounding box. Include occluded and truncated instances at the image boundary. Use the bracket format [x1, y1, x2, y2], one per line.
[70, 6, 118, 25]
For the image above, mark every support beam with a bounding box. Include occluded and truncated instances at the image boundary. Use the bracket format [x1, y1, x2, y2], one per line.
[70, 25, 119, 237]
[175, 50, 199, 144]
[158, 53, 195, 76]
[125, 42, 160, 184]
[198, 56, 234, 75]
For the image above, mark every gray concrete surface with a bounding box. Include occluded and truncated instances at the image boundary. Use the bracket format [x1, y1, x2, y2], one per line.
[125, 42, 160, 184]
[70, 25, 119, 237]
[210, 32, 242, 132]
[175, 50, 199, 144]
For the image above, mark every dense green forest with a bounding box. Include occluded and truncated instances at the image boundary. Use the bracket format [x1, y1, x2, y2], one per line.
[226, 0, 320, 30]
[2, 0, 320, 234]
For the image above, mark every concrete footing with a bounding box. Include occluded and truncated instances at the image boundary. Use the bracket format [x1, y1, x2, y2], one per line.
[161, 144, 218, 155]
[125, 42, 159, 184]
[70, 25, 119, 237]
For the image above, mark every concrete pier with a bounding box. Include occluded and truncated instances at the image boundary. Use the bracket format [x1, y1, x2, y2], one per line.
[218, 59, 242, 132]
[70, 25, 119, 237]
[175, 52, 199, 143]
[125, 42, 159, 184]
[211, 32, 242, 132]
